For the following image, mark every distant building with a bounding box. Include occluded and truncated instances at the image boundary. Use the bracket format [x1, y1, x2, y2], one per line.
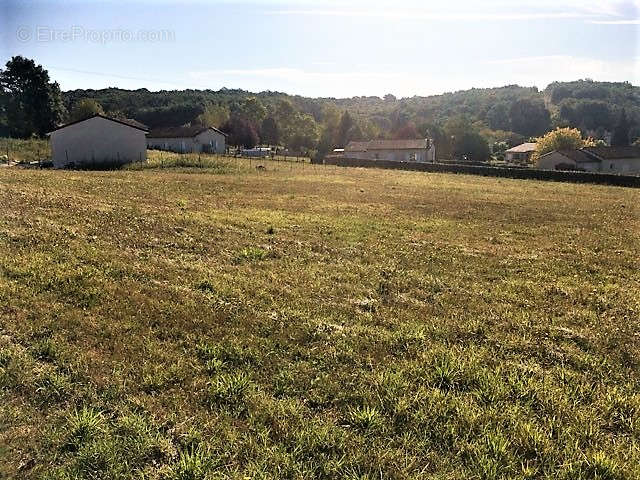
[242, 147, 272, 157]
[505, 143, 537, 164]
[537, 146, 640, 175]
[344, 139, 435, 162]
[147, 126, 226, 153]
[48, 114, 148, 169]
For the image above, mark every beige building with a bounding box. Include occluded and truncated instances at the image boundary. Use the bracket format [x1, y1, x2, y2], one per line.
[49, 114, 148, 169]
[344, 139, 436, 162]
[537, 146, 640, 175]
[505, 142, 537, 164]
[147, 126, 226, 153]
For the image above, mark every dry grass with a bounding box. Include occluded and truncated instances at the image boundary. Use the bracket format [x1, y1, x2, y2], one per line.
[0, 154, 639, 479]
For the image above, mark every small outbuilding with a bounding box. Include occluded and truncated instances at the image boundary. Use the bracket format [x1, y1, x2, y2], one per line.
[344, 139, 436, 162]
[147, 126, 226, 154]
[505, 143, 537, 165]
[537, 146, 640, 175]
[49, 114, 148, 169]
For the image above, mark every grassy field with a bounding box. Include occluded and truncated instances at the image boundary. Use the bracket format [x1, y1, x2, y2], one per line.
[1, 155, 639, 479]
[1, 138, 50, 165]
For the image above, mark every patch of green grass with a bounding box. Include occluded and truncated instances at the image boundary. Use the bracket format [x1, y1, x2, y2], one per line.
[0, 161, 639, 478]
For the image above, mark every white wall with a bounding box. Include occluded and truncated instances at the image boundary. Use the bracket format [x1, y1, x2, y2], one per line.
[195, 129, 226, 153]
[537, 152, 640, 174]
[51, 117, 146, 168]
[147, 137, 197, 153]
[599, 158, 640, 175]
[147, 129, 226, 154]
[357, 147, 436, 162]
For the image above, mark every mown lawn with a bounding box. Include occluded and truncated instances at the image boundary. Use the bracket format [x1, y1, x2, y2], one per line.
[0, 157, 639, 479]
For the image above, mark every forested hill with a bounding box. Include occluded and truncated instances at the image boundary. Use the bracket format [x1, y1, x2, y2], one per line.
[62, 80, 639, 154]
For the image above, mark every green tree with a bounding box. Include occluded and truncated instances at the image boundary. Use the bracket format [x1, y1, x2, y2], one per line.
[289, 113, 319, 152]
[509, 98, 551, 137]
[260, 116, 279, 146]
[337, 111, 357, 147]
[455, 132, 490, 161]
[0, 56, 65, 137]
[275, 99, 297, 145]
[69, 99, 104, 122]
[444, 115, 490, 161]
[611, 109, 630, 146]
[194, 103, 230, 128]
[485, 102, 511, 131]
[221, 116, 259, 148]
[533, 127, 595, 161]
[492, 141, 509, 160]
[233, 97, 267, 126]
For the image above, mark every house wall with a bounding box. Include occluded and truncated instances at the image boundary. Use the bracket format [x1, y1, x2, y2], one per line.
[506, 151, 533, 164]
[147, 129, 226, 154]
[147, 137, 198, 153]
[51, 116, 146, 168]
[599, 158, 640, 175]
[356, 147, 435, 162]
[536, 152, 576, 170]
[195, 129, 226, 153]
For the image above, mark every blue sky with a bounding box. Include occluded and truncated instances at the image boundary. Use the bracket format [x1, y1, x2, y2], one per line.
[1, 0, 639, 97]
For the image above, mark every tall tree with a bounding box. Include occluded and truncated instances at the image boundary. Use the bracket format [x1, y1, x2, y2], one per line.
[233, 97, 267, 125]
[485, 102, 511, 131]
[275, 99, 297, 145]
[194, 103, 229, 128]
[69, 99, 104, 122]
[337, 111, 355, 147]
[0, 56, 65, 137]
[392, 122, 419, 139]
[444, 115, 490, 161]
[221, 116, 259, 148]
[260, 116, 280, 146]
[532, 127, 595, 161]
[611, 109, 630, 147]
[509, 98, 551, 138]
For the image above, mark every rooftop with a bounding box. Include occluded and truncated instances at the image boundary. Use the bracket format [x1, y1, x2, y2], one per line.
[583, 146, 640, 160]
[48, 113, 150, 134]
[345, 139, 432, 152]
[147, 126, 227, 138]
[505, 142, 537, 153]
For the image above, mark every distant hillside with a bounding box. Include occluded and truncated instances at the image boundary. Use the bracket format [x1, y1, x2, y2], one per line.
[61, 80, 639, 155]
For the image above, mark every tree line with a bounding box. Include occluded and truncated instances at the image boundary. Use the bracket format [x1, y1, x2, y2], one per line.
[1, 56, 638, 161]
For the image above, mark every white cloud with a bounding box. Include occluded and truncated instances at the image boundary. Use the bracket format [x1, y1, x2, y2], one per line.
[264, 0, 640, 23]
[187, 56, 639, 98]
[486, 55, 639, 86]
[267, 9, 595, 22]
[589, 19, 640, 23]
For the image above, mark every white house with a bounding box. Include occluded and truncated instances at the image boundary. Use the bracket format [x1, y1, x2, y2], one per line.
[537, 146, 640, 175]
[344, 139, 436, 162]
[48, 114, 148, 169]
[505, 142, 537, 165]
[147, 126, 226, 154]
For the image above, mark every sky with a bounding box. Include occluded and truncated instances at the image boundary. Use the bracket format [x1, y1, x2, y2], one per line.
[1, 0, 639, 98]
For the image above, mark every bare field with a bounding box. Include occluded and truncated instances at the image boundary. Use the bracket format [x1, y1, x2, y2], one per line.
[1, 158, 639, 479]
